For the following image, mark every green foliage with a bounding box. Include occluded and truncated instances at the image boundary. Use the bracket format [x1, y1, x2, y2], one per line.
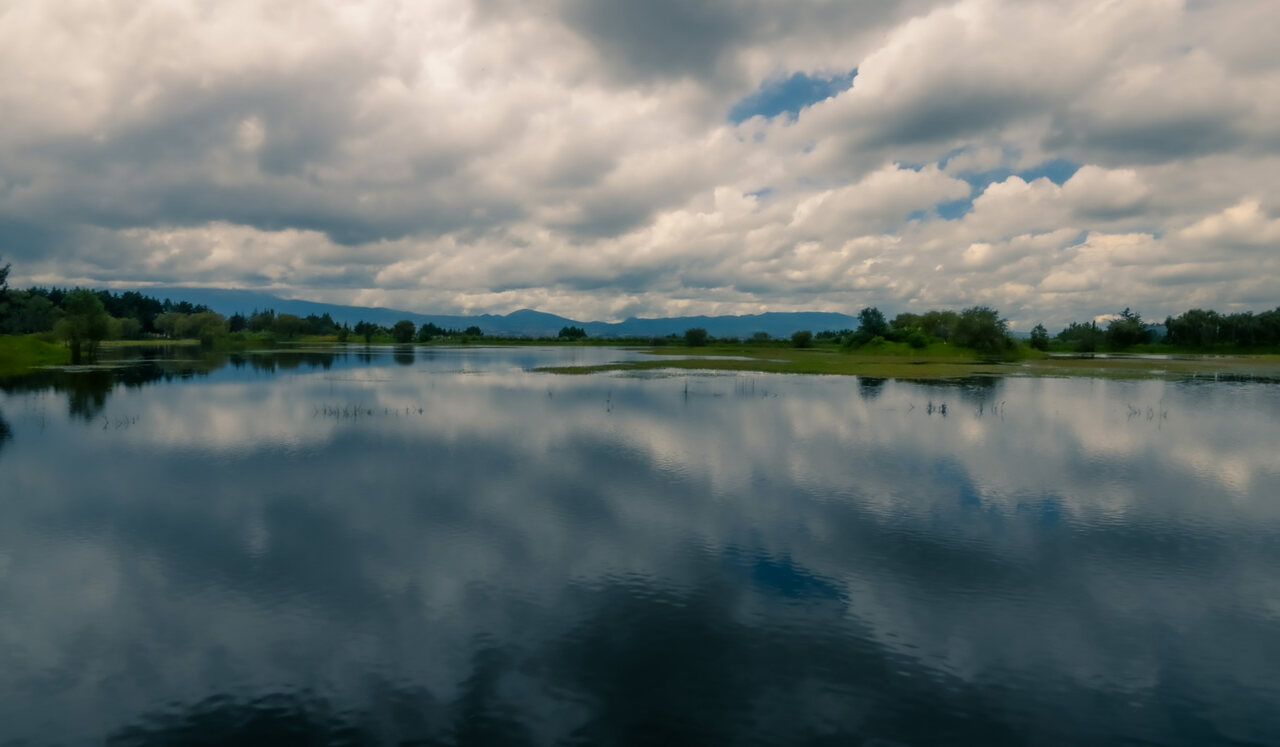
[1163, 308, 1280, 349]
[114, 317, 144, 340]
[464, 325, 484, 337]
[0, 259, 8, 327]
[248, 309, 276, 332]
[749, 331, 771, 342]
[303, 312, 339, 336]
[953, 306, 1011, 356]
[1029, 323, 1049, 351]
[416, 322, 447, 341]
[1105, 308, 1151, 349]
[907, 331, 928, 349]
[391, 319, 416, 343]
[858, 307, 889, 337]
[2, 291, 60, 334]
[684, 327, 708, 347]
[1057, 321, 1104, 352]
[55, 289, 111, 362]
[558, 325, 587, 340]
[354, 321, 380, 343]
[791, 329, 813, 348]
[272, 313, 306, 339]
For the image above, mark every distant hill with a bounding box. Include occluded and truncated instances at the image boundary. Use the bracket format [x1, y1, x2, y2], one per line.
[139, 287, 863, 339]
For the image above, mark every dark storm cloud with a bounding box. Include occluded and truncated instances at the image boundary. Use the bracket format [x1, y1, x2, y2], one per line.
[1044, 111, 1247, 163]
[559, 0, 748, 82]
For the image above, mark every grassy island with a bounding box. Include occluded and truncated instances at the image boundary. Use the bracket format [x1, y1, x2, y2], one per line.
[535, 342, 1280, 381]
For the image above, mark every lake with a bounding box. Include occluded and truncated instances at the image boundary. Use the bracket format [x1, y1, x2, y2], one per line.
[2, 346, 1278, 746]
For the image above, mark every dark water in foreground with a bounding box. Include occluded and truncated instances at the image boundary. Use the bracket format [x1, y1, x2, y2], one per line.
[2, 346, 1279, 746]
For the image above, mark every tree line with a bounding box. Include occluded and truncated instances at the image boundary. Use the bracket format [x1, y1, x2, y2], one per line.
[1043, 307, 1280, 352]
[3, 259, 1278, 358]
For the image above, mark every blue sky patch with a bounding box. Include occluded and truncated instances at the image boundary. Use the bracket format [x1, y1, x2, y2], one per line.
[954, 158, 1082, 190]
[925, 158, 1083, 222]
[729, 69, 857, 123]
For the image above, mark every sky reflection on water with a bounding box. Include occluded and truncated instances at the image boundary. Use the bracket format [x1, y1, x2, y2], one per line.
[1, 347, 1279, 746]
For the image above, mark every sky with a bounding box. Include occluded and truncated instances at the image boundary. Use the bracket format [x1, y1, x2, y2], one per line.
[1, 0, 1278, 329]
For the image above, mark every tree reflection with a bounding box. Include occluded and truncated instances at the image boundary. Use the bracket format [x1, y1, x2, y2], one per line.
[857, 376, 887, 400]
[0, 409, 11, 454]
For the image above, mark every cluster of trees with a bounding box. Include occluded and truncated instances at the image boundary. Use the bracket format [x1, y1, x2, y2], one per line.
[1048, 307, 1150, 352]
[678, 306, 1015, 354]
[1163, 308, 1280, 348]
[1047, 306, 1280, 352]
[0, 284, 214, 338]
[843, 306, 1013, 354]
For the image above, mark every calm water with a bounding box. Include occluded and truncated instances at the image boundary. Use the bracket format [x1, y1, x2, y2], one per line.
[2, 346, 1279, 746]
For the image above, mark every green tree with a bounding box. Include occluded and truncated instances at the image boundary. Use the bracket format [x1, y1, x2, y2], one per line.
[1057, 321, 1104, 352]
[354, 320, 379, 343]
[953, 306, 1010, 355]
[464, 325, 484, 337]
[153, 311, 184, 338]
[179, 312, 228, 346]
[248, 309, 276, 333]
[558, 325, 587, 340]
[55, 289, 110, 362]
[858, 307, 889, 337]
[791, 329, 813, 348]
[1105, 308, 1150, 350]
[2, 291, 60, 334]
[684, 327, 708, 347]
[273, 313, 306, 340]
[416, 322, 445, 342]
[120, 317, 143, 339]
[392, 319, 416, 343]
[1029, 323, 1049, 351]
[0, 258, 9, 328]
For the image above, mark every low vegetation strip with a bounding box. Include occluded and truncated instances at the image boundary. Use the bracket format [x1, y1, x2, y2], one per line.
[535, 345, 1280, 381]
[537, 343, 1014, 379]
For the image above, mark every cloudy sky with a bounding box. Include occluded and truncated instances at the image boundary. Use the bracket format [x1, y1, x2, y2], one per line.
[2, 0, 1277, 328]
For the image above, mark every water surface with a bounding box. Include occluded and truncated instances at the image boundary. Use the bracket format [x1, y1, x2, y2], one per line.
[2, 346, 1278, 746]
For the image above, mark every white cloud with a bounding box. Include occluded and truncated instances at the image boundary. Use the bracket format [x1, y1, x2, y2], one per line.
[1179, 200, 1280, 248]
[0, 0, 1277, 330]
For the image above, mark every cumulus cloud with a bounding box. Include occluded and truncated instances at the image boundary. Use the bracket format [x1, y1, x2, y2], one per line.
[1, 0, 1277, 329]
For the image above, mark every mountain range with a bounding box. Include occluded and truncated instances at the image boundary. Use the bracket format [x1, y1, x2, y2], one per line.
[141, 287, 863, 339]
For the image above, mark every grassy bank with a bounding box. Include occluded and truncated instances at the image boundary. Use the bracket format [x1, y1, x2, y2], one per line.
[0, 335, 72, 376]
[536, 342, 1280, 380]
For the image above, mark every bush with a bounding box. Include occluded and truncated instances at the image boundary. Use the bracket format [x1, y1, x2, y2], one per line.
[684, 328, 708, 347]
[791, 330, 813, 348]
[907, 331, 928, 349]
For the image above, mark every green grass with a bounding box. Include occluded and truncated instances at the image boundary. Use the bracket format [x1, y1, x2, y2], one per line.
[536, 342, 1280, 380]
[0, 334, 72, 375]
[538, 342, 1016, 379]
